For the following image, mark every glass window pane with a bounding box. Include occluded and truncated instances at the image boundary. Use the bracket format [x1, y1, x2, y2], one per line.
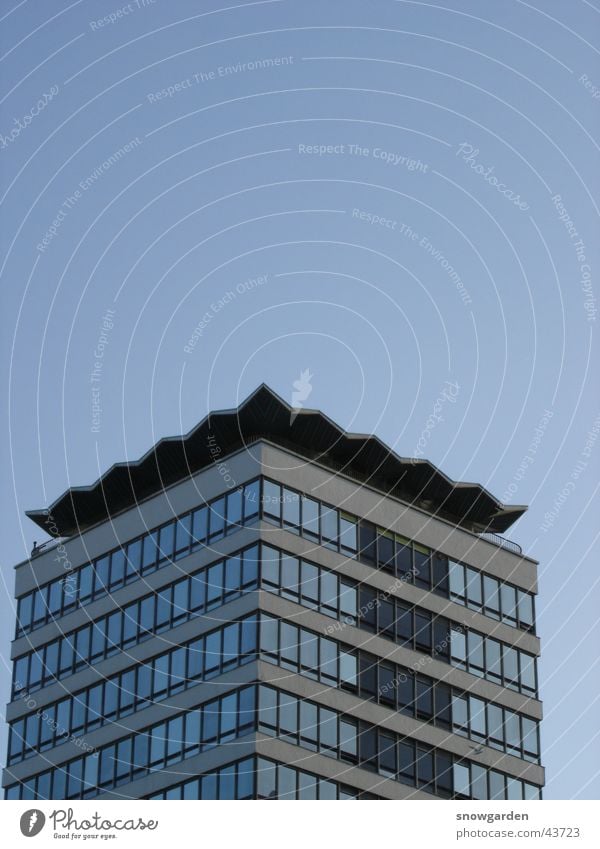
[209, 497, 225, 540]
[321, 506, 338, 543]
[281, 623, 299, 667]
[280, 694, 298, 735]
[483, 575, 500, 617]
[158, 522, 175, 561]
[260, 615, 278, 655]
[257, 758, 276, 798]
[340, 581, 357, 620]
[340, 652, 357, 687]
[242, 545, 259, 587]
[282, 489, 300, 527]
[340, 514, 357, 551]
[142, 532, 159, 572]
[504, 646, 519, 684]
[299, 630, 319, 674]
[320, 570, 337, 610]
[111, 549, 126, 587]
[466, 568, 482, 607]
[206, 562, 223, 606]
[449, 560, 465, 598]
[520, 653, 537, 691]
[320, 707, 337, 750]
[281, 555, 299, 599]
[263, 481, 281, 519]
[487, 639, 502, 680]
[468, 632, 485, 673]
[488, 704, 504, 744]
[505, 712, 520, 749]
[454, 763, 470, 796]
[261, 545, 279, 586]
[301, 496, 319, 537]
[522, 717, 539, 757]
[453, 694, 469, 734]
[300, 561, 319, 604]
[224, 556, 241, 596]
[226, 489, 243, 527]
[501, 584, 517, 623]
[243, 480, 260, 520]
[518, 591, 534, 628]
[78, 565, 93, 601]
[489, 770, 505, 800]
[470, 696, 486, 737]
[175, 514, 192, 554]
[192, 506, 208, 545]
[471, 764, 487, 799]
[299, 701, 318, 750]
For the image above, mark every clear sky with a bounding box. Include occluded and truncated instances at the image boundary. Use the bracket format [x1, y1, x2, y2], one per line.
[0, 0, 598, 799]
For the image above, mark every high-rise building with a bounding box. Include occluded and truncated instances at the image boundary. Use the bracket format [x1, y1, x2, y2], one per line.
[4, 385, 543, 800]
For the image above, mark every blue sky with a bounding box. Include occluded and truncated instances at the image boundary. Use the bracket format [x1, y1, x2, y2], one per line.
[0, 0, 598, 799]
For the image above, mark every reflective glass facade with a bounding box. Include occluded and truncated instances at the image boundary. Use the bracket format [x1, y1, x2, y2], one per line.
[5, 444, 543, 802]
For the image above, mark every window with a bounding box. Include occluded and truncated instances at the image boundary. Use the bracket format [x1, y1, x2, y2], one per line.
[518, 591, 534, 629]
[452, 695, 469, 735]
[483, 575, 500, 619]
[449, 560, 465, 599]
[243, 480, 260, 520]
[520, 653, 537, 693]
[416, 679, 433, 718]
[209, 497, 226, 540]
[377, 533, 394, 570]
[301, 561, 319, 607]
[226, 489, 243, 528]
[340, 514, 357, 551]
[395, 539, 413, 577]
[465, 568, 482, 609]
[470, 696, 486, 739]
[281, 623, 299, 669]
[468, 631, 485, 676]
[501, 584, 517, 625]
[281, 555, 299, 600]
[487, 704, 504, 749]
[174, 514, 192, 555]
[487, 639, 502, 683]
[261, 546, 279, 586]
[413, 546, 431, 588]
[282, 489, 300, 527]
[454, 763, 470, 797]
[299, 629, 318, 675]
[321, 506, 338, 544]
[301, 496, 319, 537]
[379, 732, 396, 776]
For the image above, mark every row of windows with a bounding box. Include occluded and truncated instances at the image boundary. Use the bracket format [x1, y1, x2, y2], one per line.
[8, 609, 539, 768]
[259, 614, 540, 763]
[256, 686, 541, 800]
[8, 613, 259, 765]
[16, 480, 261, 636]
[5, 685, 542, 801]
[13, 541, 537, 700]
[261, 477, 535, 633]
[18, 476, 533, 641]
[357, 584, 537, 695]
[12, 544, 261, 696]
[5, 686, 257, 801]
[146, 756, 375, 800]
